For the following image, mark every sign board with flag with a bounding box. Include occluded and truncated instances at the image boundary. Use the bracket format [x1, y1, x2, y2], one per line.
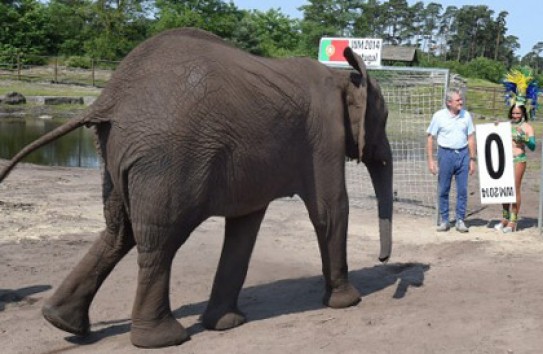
[318, 37, 382, 68]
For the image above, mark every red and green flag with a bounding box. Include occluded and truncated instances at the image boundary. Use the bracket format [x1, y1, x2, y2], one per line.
[318, 39, 350, 63]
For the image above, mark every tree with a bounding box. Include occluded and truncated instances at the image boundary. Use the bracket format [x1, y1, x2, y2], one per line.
[529, 42, 543, 74]
[230, 9, 301, 57]
[46, 0, 94, 56]
[299, 0, 364, 56]
[437, 6, 457, 60]
[423, 3, 442, 52]
[380, 0, 410, 45]
[503, 35, 520, 67]
[493, 11, 508, 61]
[353, 0, 383, 37]
[0, 0, 54, 61]
[83, 0, 151, 60]
[449, 6, 495, 62]
[408, 1, 425, 48]
[152, 0, 243, 40]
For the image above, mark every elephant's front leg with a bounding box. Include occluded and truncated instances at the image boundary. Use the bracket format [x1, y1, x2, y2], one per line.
[202, 207, 267, 330]
[304, 189, 361, 308]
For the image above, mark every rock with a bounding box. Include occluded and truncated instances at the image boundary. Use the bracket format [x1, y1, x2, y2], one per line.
[1, 92, 26, 105]
[44, 97, 84, 105]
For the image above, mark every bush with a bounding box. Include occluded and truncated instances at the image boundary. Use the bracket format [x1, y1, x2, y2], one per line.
[0, 46, 48, 67]
[420, 56, 507, 84]
[0, 44, 19, 67]
[22, 53, 49, 66]
[64, 56, 93, 69]
[461, 57, 506, 83]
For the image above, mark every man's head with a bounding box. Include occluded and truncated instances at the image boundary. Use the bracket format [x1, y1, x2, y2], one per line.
[445, 88, 464, 115]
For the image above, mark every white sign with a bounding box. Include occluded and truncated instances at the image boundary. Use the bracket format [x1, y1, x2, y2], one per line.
[318, 37, 382, 68]
[475, 122, 516, 204]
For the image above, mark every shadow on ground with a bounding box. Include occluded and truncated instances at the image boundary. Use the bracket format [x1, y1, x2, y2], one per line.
[468, 216, 537, 231]
[64, 262, 430, 345]
[0, 285, 51, 311]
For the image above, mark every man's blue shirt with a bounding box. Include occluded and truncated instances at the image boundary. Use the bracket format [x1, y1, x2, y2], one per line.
[426, 108, 474, 149]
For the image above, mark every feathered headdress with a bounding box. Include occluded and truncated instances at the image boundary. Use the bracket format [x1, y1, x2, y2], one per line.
[502, 67, 539, 119]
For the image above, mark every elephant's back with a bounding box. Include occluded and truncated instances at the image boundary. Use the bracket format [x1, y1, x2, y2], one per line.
[98, 27, 324, 144]
[98, 28, 328, 110]
[93, 28, 333, 215]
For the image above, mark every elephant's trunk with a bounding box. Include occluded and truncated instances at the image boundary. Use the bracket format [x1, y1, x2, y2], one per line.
[366, 158, 393, 263]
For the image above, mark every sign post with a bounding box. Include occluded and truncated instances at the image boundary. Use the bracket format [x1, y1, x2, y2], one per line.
[318, 37, 382, 68]
[475, 122, 516, 204]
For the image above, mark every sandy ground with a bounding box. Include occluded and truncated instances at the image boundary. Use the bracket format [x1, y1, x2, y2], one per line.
[1, 161, 543, 354]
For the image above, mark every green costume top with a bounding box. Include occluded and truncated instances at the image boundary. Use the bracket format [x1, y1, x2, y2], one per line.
[511, 121, 536, 163]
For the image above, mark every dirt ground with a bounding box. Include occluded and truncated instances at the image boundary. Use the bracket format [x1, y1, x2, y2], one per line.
[1, 161, 543, 354]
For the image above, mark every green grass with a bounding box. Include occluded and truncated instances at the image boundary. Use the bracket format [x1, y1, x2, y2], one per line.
[464, 78, 506, 119]
[0, 79, 101, 97]
[465, 78, 500, 88]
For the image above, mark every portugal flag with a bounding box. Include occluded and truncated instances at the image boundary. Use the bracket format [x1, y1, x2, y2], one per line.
[318, 39, 350, 62]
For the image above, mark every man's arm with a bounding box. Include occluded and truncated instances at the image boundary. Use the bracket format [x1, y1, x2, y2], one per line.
[427, 134, 437, 175]
[468, 133, 476, 175]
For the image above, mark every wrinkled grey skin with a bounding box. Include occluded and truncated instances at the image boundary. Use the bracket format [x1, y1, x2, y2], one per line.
[0, 28, 393, 348]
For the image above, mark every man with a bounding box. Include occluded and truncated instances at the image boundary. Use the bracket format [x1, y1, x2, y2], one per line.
[426, 88, 477, 232]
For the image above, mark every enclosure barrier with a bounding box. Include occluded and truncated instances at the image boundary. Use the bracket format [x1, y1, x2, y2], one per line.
[1, 60, 541, 233]
[0, 54, 118, 87]
[339, 66, 542, 235]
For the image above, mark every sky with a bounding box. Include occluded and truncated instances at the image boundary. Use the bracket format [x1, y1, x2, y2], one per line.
[232, 0, 541, 57]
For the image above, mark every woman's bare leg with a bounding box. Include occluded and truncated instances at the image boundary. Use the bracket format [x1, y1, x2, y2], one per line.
[506, 162, 526, 232]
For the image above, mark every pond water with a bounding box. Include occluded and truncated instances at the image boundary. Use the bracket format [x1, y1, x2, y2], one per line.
[0, 116, 99, 168]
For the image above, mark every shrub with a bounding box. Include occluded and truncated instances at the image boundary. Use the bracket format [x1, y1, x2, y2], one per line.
[462, 57, 506, 83]
[0, 44, 19, 67]
[64, 56, 93, 69]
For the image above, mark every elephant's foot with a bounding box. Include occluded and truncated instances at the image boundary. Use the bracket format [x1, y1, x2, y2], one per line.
[42, 302, 90, 336]
[202, 307, 246, 330]
[323, 283, 361, 308]
[131, 315, 189, 348]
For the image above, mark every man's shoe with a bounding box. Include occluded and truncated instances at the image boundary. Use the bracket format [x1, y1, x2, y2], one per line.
[456, 219, 469, 233]
[437, 221, 450, 232]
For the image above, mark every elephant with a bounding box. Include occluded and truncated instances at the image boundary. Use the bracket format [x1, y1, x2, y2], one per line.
[0, 28, 393, 348]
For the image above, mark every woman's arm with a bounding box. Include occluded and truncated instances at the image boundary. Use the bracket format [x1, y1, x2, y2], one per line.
[524, 124, 536, 151]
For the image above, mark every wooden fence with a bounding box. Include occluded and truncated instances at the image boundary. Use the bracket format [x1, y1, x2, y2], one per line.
[0, 55, 118, 88]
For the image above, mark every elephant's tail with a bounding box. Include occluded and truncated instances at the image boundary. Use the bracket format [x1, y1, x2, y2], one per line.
[0, 112, 103, 183]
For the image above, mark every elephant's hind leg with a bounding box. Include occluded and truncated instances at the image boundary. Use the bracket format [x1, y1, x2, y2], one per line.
[43, 187, 135, 336]
[129, 228, 190, 348]
[202, 207, 267, 330]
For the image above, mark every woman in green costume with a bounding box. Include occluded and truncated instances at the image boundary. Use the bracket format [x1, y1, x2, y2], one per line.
[495, 105, 536, 232]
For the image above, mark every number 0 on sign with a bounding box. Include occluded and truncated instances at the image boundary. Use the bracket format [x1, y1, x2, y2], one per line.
[475, 122, 516, 204]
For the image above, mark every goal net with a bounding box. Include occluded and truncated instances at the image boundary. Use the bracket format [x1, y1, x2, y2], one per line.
[345, 67, 451, 216]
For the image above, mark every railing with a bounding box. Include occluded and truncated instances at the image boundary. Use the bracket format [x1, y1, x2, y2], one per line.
[466, 85, 509, 120]
[0, 55, 118, 88]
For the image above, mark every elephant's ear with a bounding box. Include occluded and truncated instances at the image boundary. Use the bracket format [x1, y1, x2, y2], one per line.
[343, 47, 368, 161]
[362, 77, 390, 164]
[344, 47, 368, 77]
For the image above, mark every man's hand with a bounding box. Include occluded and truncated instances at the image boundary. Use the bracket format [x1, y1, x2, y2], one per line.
[428, 160, 438, 175]
[469, 159, 476, 175]
[427, 134, 437, 175]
